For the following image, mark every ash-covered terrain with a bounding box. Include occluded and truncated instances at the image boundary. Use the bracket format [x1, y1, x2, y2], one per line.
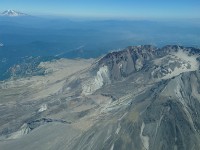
[1, 45, 200, 150]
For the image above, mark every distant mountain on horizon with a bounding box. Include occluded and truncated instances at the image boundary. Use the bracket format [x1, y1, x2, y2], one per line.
[1, 10, 28, 17]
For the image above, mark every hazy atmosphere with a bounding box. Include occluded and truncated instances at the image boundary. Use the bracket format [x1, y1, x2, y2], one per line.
[0, 0, 200, 19]
[1, 1, 200, 150]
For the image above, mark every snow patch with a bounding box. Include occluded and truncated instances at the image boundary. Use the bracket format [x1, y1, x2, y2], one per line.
[118, 112, 128, 121]
[1, 10, 27, 17]
[140, 122, 149, 150]
[115, 123, 121, 134]
[110, 144, 114, 150]
[153, 50, 199, 80]
[82, 66, 110, 95]
[119, 63, 123, 69]
[38, 104, 47, 112]
[163, 51, 198, 79]
[8, 124, 31, 139]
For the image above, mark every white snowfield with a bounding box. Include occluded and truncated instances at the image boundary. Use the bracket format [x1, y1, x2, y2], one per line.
[153, 50, 199, 80]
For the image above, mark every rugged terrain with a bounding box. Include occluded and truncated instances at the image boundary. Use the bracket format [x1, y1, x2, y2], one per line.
[0, 45, 200, 150]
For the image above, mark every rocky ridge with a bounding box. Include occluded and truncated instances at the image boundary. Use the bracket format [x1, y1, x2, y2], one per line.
[0, 45, 200, 150]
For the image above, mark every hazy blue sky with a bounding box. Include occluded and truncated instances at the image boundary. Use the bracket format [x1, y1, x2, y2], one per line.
[0, 0, 199, 19]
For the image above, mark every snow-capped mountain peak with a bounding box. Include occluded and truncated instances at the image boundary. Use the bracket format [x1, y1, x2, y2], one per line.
[1, 10, 27, 17]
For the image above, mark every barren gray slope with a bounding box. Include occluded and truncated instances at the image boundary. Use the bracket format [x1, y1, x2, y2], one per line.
[1, 45, 200, 150]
